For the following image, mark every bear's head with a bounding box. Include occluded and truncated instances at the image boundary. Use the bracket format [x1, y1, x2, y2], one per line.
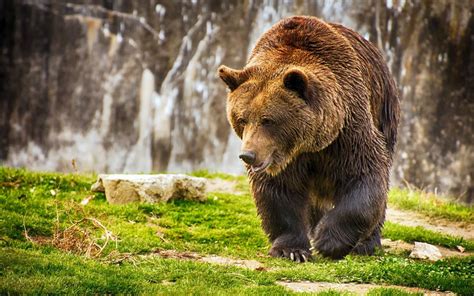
[218, 63, 345, 176]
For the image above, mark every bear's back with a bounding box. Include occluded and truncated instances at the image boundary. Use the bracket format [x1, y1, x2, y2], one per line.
[249, 16, 358, 75]
[331, 23, 399, 153]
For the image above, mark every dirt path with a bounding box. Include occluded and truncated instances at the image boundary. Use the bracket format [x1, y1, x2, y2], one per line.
[386, 208, 474, 240]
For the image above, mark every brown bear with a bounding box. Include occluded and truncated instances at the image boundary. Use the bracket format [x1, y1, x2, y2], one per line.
[218, 16, 399, 261]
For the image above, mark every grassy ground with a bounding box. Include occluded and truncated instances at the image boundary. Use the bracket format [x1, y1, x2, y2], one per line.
[1, 167, 473, 295]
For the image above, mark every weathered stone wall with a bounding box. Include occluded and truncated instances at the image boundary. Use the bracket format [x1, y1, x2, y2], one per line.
[0, 0, 472, 202]
[353, 0, 473, 202]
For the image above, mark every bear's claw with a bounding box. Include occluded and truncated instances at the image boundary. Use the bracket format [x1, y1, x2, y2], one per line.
[269, 247, 312, 263]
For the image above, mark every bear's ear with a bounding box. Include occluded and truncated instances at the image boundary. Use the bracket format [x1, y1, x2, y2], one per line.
[283, 68, 310, 101]
[218, 65, 247, 91]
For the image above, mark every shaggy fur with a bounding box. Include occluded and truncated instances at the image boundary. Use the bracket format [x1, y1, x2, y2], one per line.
[218, 16, 400, 261]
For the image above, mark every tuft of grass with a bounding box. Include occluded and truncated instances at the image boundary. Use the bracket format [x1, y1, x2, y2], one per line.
[1, 166, 473, 295]
[388, 188, 473, 223]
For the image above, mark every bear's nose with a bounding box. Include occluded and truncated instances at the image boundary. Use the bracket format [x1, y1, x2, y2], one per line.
[239, 151, 256, 165]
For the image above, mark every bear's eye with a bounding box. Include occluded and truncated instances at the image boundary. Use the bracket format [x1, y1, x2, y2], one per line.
[261, 118, 274, 126]
[237, 118, 247, 126]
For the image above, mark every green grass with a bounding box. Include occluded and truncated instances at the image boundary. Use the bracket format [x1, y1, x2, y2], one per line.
[1, 167, 473, 295]
[388, 188, 473, 223]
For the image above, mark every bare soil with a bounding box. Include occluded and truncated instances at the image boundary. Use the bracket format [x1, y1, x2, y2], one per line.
[277, 280, 455, 295]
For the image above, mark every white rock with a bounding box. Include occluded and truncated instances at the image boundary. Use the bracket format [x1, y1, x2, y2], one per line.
[409, 242, 443, 261]
[91, 174, 207, 204]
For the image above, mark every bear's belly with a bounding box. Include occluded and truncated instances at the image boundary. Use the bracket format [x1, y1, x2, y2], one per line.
[308, 176, 335, 210]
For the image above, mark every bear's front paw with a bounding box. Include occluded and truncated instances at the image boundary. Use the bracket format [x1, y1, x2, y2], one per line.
[312, 232, 353, 259]
[269, 246, 312, 263]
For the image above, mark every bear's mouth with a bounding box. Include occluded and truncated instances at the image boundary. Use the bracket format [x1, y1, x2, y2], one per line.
[251, 156, 273, 173]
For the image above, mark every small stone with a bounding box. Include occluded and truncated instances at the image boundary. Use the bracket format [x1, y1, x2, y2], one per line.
[456, 245, 465, 253]
[91, 174, 207, 204]
[80, 195, 94, 205]
[409, 242, 443, 261]
[90, 180, 105, 192]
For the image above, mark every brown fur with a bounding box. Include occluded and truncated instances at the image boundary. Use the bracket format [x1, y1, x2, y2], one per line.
[218, 16, 400, 261]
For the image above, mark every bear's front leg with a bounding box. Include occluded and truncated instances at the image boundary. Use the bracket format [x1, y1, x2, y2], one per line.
[252, 176, 312, 263]
[312, 177, 386, 259]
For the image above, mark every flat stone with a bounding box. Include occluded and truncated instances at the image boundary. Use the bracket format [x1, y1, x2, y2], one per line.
[409, 242, 443, 261]
[91, 174, 207, 204]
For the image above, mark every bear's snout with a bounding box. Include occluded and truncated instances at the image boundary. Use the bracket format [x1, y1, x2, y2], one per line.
[239, 150, 256, 165]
